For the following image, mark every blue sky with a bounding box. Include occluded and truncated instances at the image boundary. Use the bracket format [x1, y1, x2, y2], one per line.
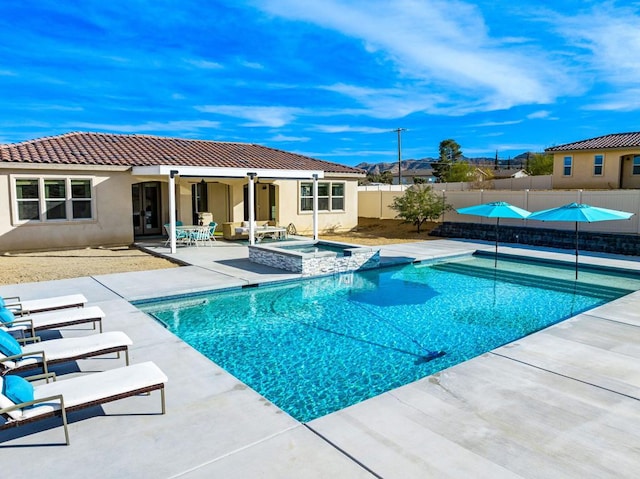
[1, 0, 639, 166]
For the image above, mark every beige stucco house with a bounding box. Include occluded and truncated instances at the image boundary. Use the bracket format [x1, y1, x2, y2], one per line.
[0, 132, 364, 252]
[547, 131, 640, 189]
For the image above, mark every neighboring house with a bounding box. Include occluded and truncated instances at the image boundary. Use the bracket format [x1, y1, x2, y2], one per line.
[546, 131, 640, 189]
[0, 132, 365, 252]
[491, 168, 529, 179]
[392, 168, 436, 184]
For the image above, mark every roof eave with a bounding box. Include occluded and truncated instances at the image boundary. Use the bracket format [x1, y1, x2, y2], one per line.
[132, 165, 325, 179]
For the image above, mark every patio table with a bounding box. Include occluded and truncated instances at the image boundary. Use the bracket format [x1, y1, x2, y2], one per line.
[175, 225, 213, 246]
[254, 226, 287, 242]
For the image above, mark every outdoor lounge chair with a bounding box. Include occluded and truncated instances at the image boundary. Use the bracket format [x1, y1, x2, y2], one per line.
[0, 329, 132, 375]
[0, 305, 105, 339]
[1, 293, 87, 315]
[0, 361, 167, 445]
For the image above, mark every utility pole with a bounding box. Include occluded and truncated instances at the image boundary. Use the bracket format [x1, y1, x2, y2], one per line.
[391, 128, 407, 185]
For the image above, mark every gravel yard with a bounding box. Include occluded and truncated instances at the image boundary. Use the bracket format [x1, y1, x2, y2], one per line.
[0, 219, 439, 284]
[0, 246, 178, 285]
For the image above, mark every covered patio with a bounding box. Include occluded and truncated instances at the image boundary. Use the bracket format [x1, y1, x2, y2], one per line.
[133, 165, 325, 253]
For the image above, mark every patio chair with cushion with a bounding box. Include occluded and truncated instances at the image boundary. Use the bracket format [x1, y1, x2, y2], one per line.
[0, 306, 105, 339]
[208, 222, 218, 241]
[163, 221, 189, 246]
[1, 294, 87, 316]
[0, 361, 167, 445]
[0, 329, 132, 376]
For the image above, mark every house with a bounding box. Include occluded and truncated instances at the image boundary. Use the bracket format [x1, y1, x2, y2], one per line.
[0, 132, 365, 252]
[491, 168, 529, 179]
[546, 132, 640, 189]
[392, 168, 436, 185]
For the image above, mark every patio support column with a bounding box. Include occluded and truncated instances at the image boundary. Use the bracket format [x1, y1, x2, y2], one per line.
[169, 170, 178, 254]
[248, 173, 256, 245]
[312, 173, 319, 240]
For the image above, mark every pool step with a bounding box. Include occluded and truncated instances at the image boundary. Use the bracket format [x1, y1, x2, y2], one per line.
[430, 262, 632, 299]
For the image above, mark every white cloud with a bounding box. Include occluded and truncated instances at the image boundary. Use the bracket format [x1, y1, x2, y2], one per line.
[583, 88, 640, 112]
[526, 110, 551, 120]
[320, 83, 454, 118]
[550, 3, 640, 85]
[23, 104, 84, 112]
[241, 60, 265, 69]
[312, 124, 393, 134]
[254, 0, 573, 111]
[184, 59, 224, 69]
[67, 120, 221, 133]
[474, 120, 523, 127]
[195, 105, 304, 127]
[269, 133, 310, 142]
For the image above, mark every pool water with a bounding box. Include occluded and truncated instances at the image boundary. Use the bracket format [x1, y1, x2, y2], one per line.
[139, 255, 640, 422]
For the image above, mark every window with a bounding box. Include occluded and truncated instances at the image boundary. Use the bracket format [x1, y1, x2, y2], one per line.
[593, 154, 603, 176]
[563, 156, 572, 176]
[300, 183, 313, 211]
[634, 155, 640, 175]
[13, 177, 94, 223]
[300, 181, 345, 212]
[15, 179, 40, 221]
[331, 183, 344, 210]
[71, 180, 93, 219]
[45, 179, 66, 220]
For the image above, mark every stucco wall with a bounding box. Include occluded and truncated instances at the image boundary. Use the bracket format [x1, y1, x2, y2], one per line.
[552, 148, 640, 189]
[1, 167, 134, 252]
[275, 177, 359, 234]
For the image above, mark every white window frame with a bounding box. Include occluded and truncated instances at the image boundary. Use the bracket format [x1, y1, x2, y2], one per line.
[10, 175, 96, 225]
[593, 154, 604, 176]
[299, 181, 346, 213]
[563, 156, 573, 176]
[633, 155, 640, 176]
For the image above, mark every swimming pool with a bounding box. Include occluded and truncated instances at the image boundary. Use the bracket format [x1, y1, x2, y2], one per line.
[138, 255, 640, 422]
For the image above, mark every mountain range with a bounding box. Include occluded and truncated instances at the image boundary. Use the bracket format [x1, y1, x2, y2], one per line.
[355, 152, 534, 174]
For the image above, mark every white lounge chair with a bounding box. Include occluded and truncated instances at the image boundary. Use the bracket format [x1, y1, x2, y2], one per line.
[1, 305, 105, 338]
[0, 361, 167, 445]
[1, 293, 87, 315]
[0, 329, 132, 375]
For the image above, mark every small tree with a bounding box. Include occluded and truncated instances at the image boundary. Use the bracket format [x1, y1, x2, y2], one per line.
[445, 161, 476, 182]
[527, 153, 554, 175]
[390, 185, 452, 233]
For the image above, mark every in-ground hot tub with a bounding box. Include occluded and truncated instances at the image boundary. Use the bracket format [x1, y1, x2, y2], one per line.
[248, 240, 380, 276]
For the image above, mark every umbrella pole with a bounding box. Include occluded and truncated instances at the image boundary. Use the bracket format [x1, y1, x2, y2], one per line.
[574, 222, 578, 280]
[495, 218, 499, 268]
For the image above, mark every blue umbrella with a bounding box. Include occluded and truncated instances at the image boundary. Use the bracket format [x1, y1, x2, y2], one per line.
[528, 202, 634, 279]
[456, 201, 531, 266]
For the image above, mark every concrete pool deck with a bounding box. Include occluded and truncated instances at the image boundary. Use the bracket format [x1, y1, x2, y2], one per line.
[1, 239, 640, 478]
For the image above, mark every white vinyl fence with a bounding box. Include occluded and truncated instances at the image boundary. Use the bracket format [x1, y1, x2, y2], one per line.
[358, 187, 640, 234]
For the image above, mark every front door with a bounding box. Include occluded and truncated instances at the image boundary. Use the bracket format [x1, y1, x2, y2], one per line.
[132, 182, 162, 236]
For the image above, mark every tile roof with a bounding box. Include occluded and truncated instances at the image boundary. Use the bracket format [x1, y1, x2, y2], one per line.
[0, 132, 364, 175]
[546, 132, 640, 152]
